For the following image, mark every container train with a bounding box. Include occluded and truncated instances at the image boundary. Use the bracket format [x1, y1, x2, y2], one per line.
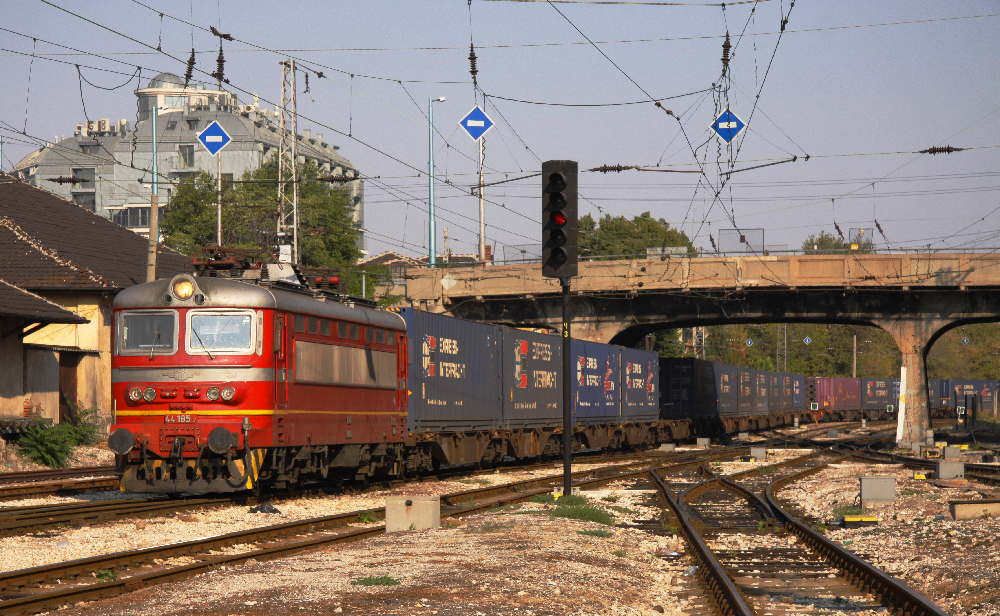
[107, 267, 684, 495]
[660, 357, 997, 435]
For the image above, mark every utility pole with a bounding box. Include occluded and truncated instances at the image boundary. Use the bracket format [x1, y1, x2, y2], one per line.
[853, 333, 857, 378]
[478, 137, 486, 263]
[216, 146, 222, 246]
[277, 60, 299, 263]
[146, 106, 159, 283]
[442, 227, 450, 266]
[428, 97, 445, 266]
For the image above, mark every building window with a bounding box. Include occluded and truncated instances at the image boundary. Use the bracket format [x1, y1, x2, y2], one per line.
[179, 145, 195, 167]
[186, 119, 199, 131]
[73, 194, 96, 210]
[111, 207, 151, 228]
[166, 121, 177, 130]
[72, 168, 96, 189]
[80, 144, 101, 155]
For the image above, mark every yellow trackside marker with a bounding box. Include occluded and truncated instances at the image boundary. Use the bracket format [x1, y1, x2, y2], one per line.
[913, 473, 927, 480]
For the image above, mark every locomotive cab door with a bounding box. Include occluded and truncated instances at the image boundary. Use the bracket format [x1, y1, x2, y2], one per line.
[274, 314, 288, 408]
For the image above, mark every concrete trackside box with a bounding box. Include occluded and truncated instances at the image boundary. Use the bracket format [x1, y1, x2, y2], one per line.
[621, 348, 659, 422]
[570, 340, 621, 425]
[502, 328, 562, 427]
[399, 309, 503, 432]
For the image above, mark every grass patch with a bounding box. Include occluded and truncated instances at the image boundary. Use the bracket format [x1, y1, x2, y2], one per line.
[832, 504, 863, 518]
[552, 505, 615, 526]
[577, 529, 613, 538]
[601, 493, 621, 503]
[530, 493, 588, 506]
[487, 503, 522, 514]
[605, 505, 638, 516]
[475, 478, 492, 485]
[901, 489, 927, 496]
[357, 510, 379, 524]
[458, 479, 475, 484]
[351, 575, 400, 586]
[466, 521, 513, 534]
[924, 494, 941, 501]
[842, 540, 854, 546]
[814, 522, 829, 533]
[94, 569, 117, 583]
[612, 550, 626, 558]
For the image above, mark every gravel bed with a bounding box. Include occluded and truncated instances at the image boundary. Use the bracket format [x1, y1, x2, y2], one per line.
[0, 443, 115, 474]
[711, 447, 813, 476]
[779, 460, 1000, 615]
[48, 478, 709, 616]
[0, 459, 651, 574]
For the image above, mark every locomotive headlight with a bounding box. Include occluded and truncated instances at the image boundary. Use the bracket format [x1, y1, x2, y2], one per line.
[206, 387, 221, 401]
[142, 387, 156, 402]
[172, 279, 194, 300]
[220, 387, 236, 401]
[128, 388, 143, 402]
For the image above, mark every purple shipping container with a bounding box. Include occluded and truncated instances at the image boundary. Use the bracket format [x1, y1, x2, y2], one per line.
[502, 329, 562, 427]
[814, 377, 862, 411]
[570, 340, 621, 425]
[400, 309, 503, 432]
[621, 348, 659, 422]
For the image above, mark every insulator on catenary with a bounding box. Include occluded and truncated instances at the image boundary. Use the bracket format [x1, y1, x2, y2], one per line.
[210, 42, 225, 85]
[875, 220, 885, 234]
[834, 222, 844, 239]
[183, 48, 196, 88]
[918, 145, 966, 155]
[590, 165, 633, 174]
[721, 31, 731, 68]
[709, 234, 718, 252]
[468, 44, 478, 87]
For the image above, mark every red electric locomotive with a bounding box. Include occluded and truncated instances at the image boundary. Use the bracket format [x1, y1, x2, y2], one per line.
[108, 265, 407, 493]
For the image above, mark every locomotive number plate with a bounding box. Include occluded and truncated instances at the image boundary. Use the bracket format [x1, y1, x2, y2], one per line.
[164, 415, 197, 424]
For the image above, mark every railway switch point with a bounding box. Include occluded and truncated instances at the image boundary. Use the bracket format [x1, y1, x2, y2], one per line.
[860, 476, 895, 508]
[659, 443, 676, 452]
[385, 495, 440, 532]
[696, 438, 710, 449]
[750, 447, 767, 460]
[943, 446, 962, 460]
[936, 461, 965, 480]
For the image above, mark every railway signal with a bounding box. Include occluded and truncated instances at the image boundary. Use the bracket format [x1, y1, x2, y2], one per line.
[542, 160, 578, 279]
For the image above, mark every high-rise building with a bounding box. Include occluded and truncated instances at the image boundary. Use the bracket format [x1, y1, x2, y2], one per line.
[11, 72, 365, 252]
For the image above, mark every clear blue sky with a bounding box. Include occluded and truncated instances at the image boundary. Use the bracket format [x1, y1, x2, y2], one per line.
[2, 0, 997, 259]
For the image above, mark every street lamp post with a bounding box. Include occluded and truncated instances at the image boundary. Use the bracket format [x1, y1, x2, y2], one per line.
[428, 96, 445, 266]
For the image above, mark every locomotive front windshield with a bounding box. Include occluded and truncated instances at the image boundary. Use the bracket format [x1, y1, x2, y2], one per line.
[187, 310, 254, 353]
[120, 311, 177, 355]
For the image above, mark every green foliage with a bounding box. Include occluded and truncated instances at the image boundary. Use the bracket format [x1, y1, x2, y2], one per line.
[15, 421, 75, 467]
[94, 569, 117, 583]
[802, 230, 874, 254]
[605, 505, 638, 516]
[612, 550, 627, 558]
[465, 521, 513, 533]
[357, 510, 379, 524]
[927, 324, 1000, 380]
[579, 212, 694, 260]
[529, 494, 556, 504]
[601, 493, 621, 503]
[551, 504, 615, 526]
[832, 504, 862, 518]
[162, 159, 362, 267]
[350, 575, 400, 586]
[578, 529, 614, 538]
[62, 405, 102, 446]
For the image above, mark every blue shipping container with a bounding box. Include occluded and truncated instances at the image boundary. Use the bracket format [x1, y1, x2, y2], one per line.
[927, 378, 950, 410]
[781, 374, 793, 413]
[660, 358, 695, 420]
[710, 362, 739, 417]
[948, 379, 998, 413]
[792, 375, 805, 411]
[399, 309, 503, 432]
[737, 367, 755, 417]
[768, 372, 782, 413]
[754, 370, 769, 415]
[502, 329, 562, 427]
[861, 378, 895, 410]
[571, 340, 621, 425]
[621, 348, 660, 422]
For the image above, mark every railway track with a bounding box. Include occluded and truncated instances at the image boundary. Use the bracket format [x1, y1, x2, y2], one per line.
[650, 446, 948, 616]
[0, 467, 120, 502]
[0, 447, 747, 616]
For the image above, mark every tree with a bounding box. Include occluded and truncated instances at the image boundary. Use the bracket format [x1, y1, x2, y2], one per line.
[802, 229, 875, 254]
[162, 159, 361, 267]
[579, 212, 694, 260]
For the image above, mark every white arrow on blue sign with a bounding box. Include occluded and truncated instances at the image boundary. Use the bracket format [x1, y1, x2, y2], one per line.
[803, 337, 812, 345]
[459, 106, 494, 141]
[962, 337, 970, 345]
[196, 120, 232, 156]
[711, 109, 745, 144]
[746, 339, 754, 347]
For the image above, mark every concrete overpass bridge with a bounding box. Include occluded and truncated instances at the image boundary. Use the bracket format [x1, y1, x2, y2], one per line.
[399, 253, 1000, 444]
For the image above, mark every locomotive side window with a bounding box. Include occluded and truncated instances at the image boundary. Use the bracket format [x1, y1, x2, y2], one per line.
[387, 332, 395, 345]
[338, 322, 348, 338]
[119, 310, 178, 356]
[320, 320, 330, 336]
[376, 329, 385, 344]
[293, 315, 305, 333]
[350, 324, 359, 340]
[186, 310, 256, 355]
[366, 327, 375, 343]
[307, 317, 318, 335]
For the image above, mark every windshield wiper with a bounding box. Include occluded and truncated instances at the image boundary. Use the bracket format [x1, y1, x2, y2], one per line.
[191, 326, 215, 360]
[149, 327, 160, 361]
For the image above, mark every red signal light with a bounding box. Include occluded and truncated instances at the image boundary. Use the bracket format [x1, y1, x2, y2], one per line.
[551, 211, 567, 226]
